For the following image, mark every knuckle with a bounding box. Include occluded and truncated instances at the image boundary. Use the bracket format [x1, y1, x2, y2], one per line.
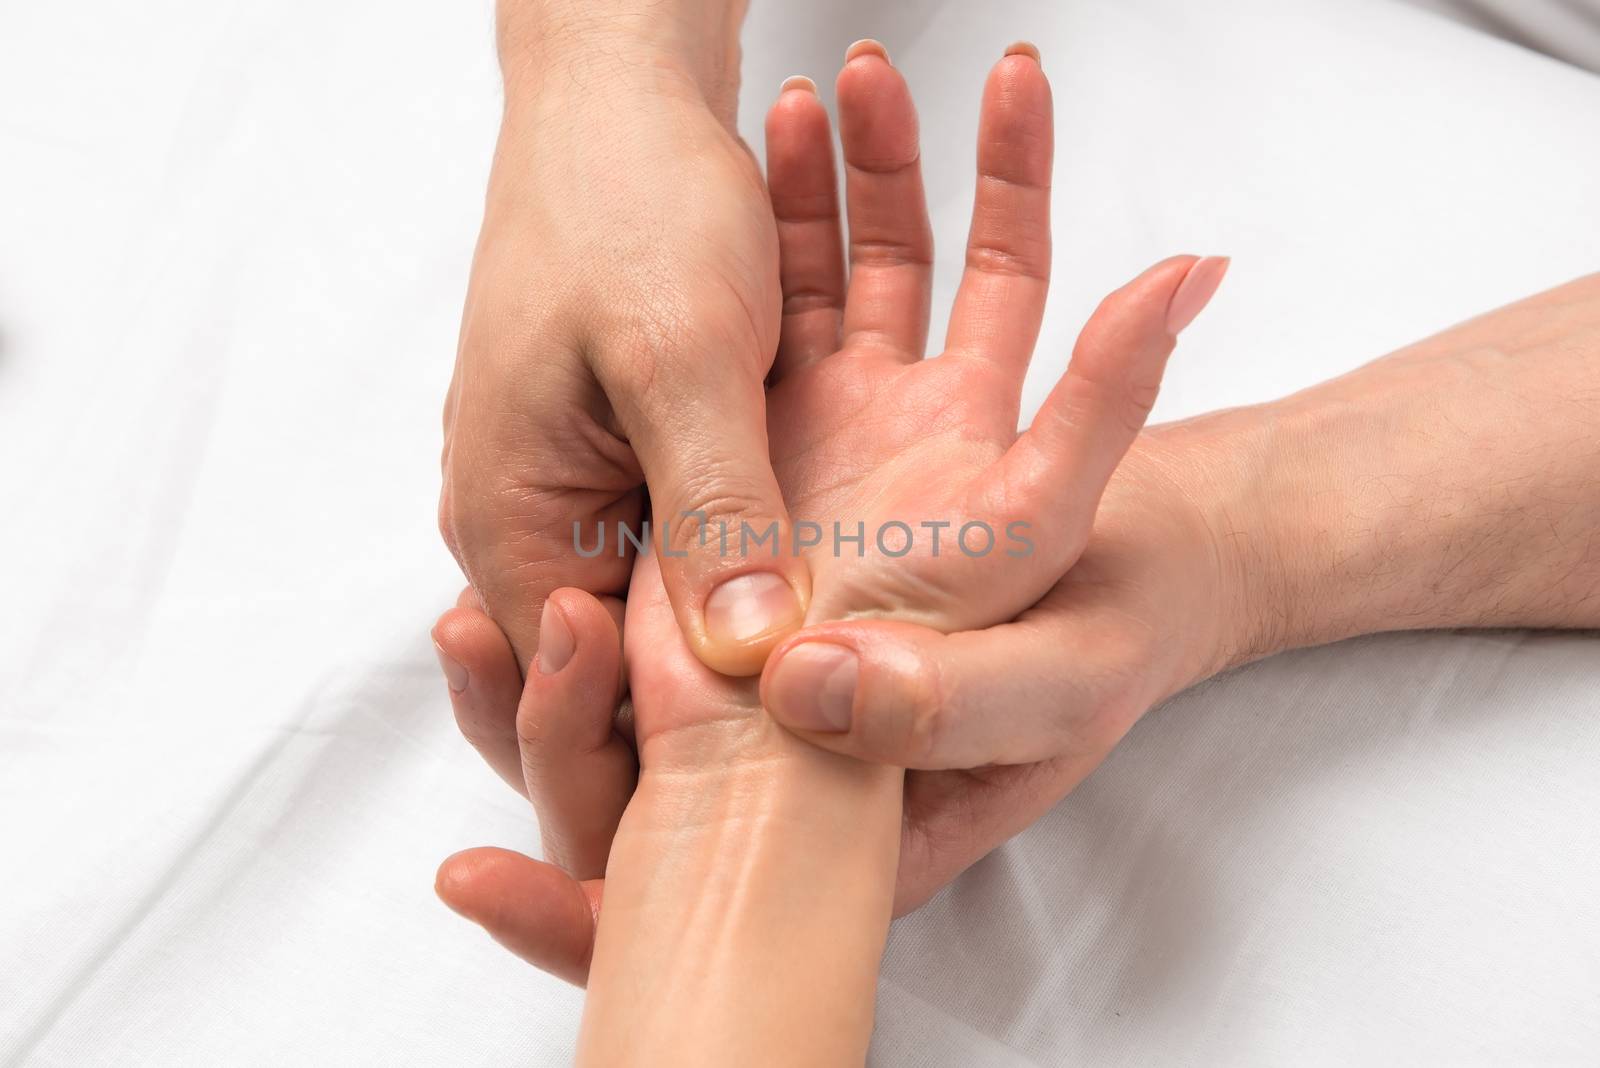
[593, 297, 766, 425]
[850, 235, 934, 270]
[846, 148, 920, 177]
[781, 286, 843, 318]
[964, 236, 1049, 282]
[514, 698, 547, 754]
[1061, 628, 1158, 748]
[1117, 380, 1161, 434]
[1052, 370, 1156, 439]
[1040, 373, 1101, 436]
[593, 306, 678, 396]
[452, 711, 506, 760]
[436, 489, 459, 560]
[535, 824, 579, 873]
[770, 189, 838, 226]
[663, 472, 778, 558]
[1066, 683, 1139, 758]
[440, 479, 507, 572]
[895, 645, 950, 766]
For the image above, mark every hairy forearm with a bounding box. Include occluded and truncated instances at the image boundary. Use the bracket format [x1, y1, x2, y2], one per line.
[577, 724, 903, 1066]
[1201, 273, 1600, 663]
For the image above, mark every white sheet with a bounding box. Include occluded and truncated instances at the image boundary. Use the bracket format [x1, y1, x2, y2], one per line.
[1403, 0, 1600, 72]
[3, 0, 1598, 1063]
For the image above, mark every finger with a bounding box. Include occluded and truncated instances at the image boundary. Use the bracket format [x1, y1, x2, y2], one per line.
[433, 601, 526, 795]
[944, 47, 1053, 390]
[760, 609, 1151, 770]
[623, 363, 811, 678]
[975, 255, 1228, 573]
[518, 588, 636, 879]
[836, 39, 934, 359]
[436, 847, 602, 987]
[765, 75, 846, 379]
[444, 493, 641, 681]
[895, 760, 1075, 915]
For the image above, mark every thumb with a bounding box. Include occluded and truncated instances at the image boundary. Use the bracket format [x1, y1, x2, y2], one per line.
[759, 615, 1147, 770]
[622, 363, 810, 677]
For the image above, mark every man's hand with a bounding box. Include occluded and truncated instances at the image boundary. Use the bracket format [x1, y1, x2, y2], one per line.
[435, 272, 1600, 981]
[438, 0, 808, 738]
[763, 273, 1600, 770]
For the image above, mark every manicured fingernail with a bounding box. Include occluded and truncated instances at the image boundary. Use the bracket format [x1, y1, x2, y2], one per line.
[705, 572, 804, 644]
[845, 38, 890, 64]
[1004, 41, 1041, 63]
[536, 600, 575, 676]
[1166, 256, 1230, 334]
[434, 642, 468, 693]
[768, 644, 858, 732]
[780, 74, 817, 95]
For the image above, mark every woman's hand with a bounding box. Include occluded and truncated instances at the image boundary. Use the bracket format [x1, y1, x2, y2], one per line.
[440, 0, 812, 693]
[758, 43, 1226, 641]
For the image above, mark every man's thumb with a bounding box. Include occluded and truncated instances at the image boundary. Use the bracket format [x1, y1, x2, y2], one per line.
[630, 381, 810, 677]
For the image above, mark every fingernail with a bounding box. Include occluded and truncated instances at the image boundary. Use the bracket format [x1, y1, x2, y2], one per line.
[536, 600, 575, 675]
[705, 572, 804, 644]
[434, 642, 468, 693]
[780, 74, 817, 95]
[1004, 40, 1041, 63]
[845, 38, 890, 64]
[768, 644, 858, 732]
[1166, 256, 1230, 334]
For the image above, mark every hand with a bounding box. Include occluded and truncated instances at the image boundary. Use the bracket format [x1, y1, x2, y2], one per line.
[761, 272, 1600, 769]
[434, 43, 1228, 979]
[438, 0, 809, 735]
[432, 33, 1216, 796]
[759, 44, 1227, 642]
[432, 434, 1236, 979]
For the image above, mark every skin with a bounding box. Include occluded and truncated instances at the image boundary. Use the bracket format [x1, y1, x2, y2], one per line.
[440, 0, 806, 684]
[571, 554, 903, 1064]
[764, 274, 1600, 769]
[438, 225, 1600, 1001]
[435, 0, 1600, 1048]
[440, 48, 1226, 1062]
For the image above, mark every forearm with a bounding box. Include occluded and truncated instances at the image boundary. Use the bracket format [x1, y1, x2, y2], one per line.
[1200, 273, 1600, 663]
[495, 0, 746, 117]
[577, 724, 903, 1066]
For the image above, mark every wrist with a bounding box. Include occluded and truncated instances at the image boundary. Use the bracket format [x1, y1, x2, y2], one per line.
[580, 741, 900, 1065]
[628, 728, 902, 854]
[1100, 413, 1287, 698]
[1165, 278, 1600, 668]
[496, 0, 745, 118]
[1179, 403, 1319, 667]
[1137, 396, 1379, 676]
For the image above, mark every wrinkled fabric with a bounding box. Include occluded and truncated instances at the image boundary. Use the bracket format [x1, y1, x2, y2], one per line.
[1403, 0, 1600, 72]
[2, 0, 1597, 1064]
